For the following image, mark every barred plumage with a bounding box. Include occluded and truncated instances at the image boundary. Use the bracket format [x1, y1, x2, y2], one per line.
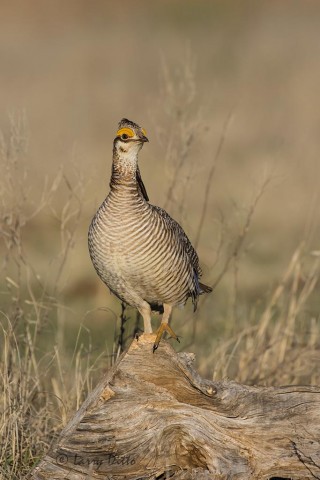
[88, 118, 212, 350]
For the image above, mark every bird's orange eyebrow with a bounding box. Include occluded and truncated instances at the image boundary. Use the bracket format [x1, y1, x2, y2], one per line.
[142, 128, 147, 136]
[116, 127, 135, 138]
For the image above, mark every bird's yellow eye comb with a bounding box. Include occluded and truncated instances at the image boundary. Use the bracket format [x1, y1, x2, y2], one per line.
[116, 127, 135, 138]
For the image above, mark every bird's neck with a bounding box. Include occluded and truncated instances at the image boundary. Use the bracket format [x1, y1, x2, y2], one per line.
[110, 151, 139, 197]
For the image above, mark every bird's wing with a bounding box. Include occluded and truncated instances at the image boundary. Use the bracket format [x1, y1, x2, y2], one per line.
[151, 205, 202, 278]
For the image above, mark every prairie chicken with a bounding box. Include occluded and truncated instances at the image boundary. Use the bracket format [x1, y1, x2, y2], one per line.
[88, 118, 212, 351]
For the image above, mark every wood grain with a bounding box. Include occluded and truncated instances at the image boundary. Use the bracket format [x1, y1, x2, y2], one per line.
[30, 334, 320, 480]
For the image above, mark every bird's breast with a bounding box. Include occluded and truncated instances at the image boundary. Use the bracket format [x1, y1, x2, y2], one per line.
[88, 194, 194, 306]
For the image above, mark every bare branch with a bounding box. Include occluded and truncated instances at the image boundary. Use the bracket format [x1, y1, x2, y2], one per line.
[194, 109, 234, 249]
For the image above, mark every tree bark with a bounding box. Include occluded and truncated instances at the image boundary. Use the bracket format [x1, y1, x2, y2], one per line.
[30, 334, 320, 480]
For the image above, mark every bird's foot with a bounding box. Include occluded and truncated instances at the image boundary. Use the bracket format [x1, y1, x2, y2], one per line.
[153, 323, 180, 352]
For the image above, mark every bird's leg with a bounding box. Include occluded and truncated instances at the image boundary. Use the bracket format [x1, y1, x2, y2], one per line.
[153, 304, 180, 352]
[138, 302, 152, 334]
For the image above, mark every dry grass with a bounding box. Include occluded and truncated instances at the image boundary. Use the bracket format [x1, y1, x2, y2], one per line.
[0, 115, 106, 478]
[1, 103, 319, 480]
[209, 245, 320, 385]
[0, 2, 320, 478]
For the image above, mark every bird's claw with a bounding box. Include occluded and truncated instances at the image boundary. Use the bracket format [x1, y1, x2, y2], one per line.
[152, 323, 180, 353]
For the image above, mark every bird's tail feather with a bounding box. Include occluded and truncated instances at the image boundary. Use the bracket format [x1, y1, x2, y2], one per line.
[199, 282, 213, 294]
[150, 303, 164, 314]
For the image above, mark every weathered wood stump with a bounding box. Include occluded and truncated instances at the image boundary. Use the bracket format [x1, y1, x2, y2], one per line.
[30, 334, 320, 480]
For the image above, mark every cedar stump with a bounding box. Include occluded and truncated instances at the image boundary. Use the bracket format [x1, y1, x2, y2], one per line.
[30, 334, 320, 480]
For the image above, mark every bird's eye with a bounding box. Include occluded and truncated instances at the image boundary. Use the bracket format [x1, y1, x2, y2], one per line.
[116, 127, 134, 139]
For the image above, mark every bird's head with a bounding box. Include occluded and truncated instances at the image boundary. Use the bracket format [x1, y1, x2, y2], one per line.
[113, 118, 148, 161]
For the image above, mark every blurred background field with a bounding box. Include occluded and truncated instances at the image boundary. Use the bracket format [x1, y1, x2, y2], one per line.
[1, 1, 320, 477]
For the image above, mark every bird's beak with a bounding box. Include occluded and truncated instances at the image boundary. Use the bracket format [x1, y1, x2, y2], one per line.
[140, 135, 149, 143]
